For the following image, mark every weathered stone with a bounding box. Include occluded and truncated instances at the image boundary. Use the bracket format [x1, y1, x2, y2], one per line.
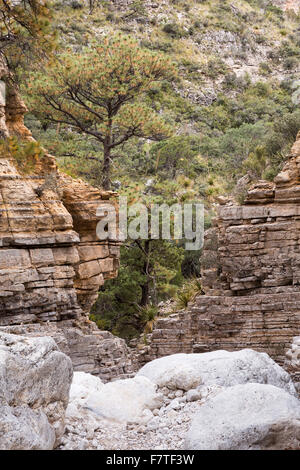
[285, 336, 300, 393]
[137, 349, 296, 395]
[185, 383, 300, 450]
[1, 321, 134, 382]
[0, 332, 73, 449]
[136, 132, 300, 382]
[84, 376, 162, 423]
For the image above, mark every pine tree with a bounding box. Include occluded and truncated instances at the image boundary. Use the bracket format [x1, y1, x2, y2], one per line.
[28, 35, 175, 189]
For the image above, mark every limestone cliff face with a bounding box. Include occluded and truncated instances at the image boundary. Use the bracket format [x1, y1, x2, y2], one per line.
[0, 63, 119, 323]
[0, 59, 134, 381]
[138, 132, 300, 379]
[0, 160, 120, 323]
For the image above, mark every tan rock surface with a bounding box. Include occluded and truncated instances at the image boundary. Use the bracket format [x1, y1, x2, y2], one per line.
[272, 0, 300, 14]
[0, 59, 133, 381]
[137, 132, 300, 388]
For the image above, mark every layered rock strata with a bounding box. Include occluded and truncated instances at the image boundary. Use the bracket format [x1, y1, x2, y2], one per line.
[0, 159, 120, 323]
[137, 133, 300, 381]
[0, 58, 134, 380]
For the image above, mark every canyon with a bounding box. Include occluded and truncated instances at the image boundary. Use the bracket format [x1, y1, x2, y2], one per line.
[0, 0, 299, 452]
[0, 55, 300, 386]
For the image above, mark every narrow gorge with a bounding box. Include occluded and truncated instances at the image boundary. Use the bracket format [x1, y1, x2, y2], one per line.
[0, 55, 299, 388]
[0, 0, 299, 452]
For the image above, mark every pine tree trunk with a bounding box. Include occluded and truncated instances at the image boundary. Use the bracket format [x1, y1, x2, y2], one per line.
[141, 240, 151, 306]
[102, 145, 111, 190]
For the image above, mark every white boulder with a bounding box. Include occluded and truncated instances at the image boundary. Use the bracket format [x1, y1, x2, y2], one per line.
[186, 389, 202, 402]
[67, 373, 163, 424]
[136, 349, 297, 394]
[138, 360, 202, 391]
[286, 336, 300, 369]
[66, 372, 105, 433]
[185, 383, 300, 450]
[0, 332, 73, 450]
[69, 371, 104, 402]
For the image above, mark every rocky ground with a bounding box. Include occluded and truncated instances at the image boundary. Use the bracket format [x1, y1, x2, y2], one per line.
[59, 385, 222, 450]
[58, 349, 300, 450]
[1, 332, 299, 450]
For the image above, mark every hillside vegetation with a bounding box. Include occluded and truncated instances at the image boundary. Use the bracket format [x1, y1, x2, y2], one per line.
[22, 0, 300, 340]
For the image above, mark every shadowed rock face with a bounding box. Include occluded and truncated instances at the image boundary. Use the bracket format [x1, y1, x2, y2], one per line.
[137, 132, 300, 384]
[0, 59, 134, 381]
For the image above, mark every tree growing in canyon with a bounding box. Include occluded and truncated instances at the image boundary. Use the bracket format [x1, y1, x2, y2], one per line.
[28, 35, 174, 189]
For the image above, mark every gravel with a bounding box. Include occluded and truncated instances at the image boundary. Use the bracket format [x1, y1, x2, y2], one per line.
[58, 385, 223, 450]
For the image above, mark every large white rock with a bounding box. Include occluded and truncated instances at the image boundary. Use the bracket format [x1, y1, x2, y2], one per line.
[185, 383, 300, 450]
[66, 371, 105, 429]
[0, 332, 73, 450]
[137, 349, 297, 394]
[69, 371, 104, 402]
[86, 375, 164, 422]
[286, 337, 300, 368]
[67, 373, 163, 424]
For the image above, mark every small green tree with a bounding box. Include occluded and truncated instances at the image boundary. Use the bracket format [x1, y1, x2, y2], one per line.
[151, 136, 198, 177]
[90, 238, 184, 340]
[28, 35, 174, 189]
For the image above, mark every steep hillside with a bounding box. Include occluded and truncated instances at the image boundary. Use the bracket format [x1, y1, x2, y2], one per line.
[27, 0, 300, 192]
[23, 0, 300, 339]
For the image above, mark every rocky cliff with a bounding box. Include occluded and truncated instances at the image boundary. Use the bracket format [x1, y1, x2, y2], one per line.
[137, 132, 300, 382]
[1, 51, 299, 383]
[0, 60, 134, 381]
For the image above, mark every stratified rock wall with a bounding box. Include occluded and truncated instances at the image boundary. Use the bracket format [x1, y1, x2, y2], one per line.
[138, 133, 300, 381]
[0, 58, 134, 381]
[0, 154, 119, 324]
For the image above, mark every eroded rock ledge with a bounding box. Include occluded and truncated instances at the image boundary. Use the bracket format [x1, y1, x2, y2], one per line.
[0, 59, 134, 381]
[138, 132, 300, 384]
